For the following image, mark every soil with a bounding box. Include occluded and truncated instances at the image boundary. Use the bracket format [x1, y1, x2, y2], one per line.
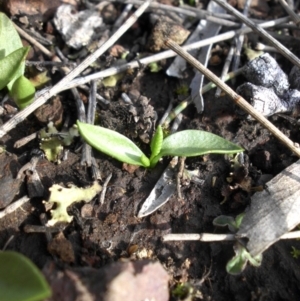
[1, 1, 300, 300]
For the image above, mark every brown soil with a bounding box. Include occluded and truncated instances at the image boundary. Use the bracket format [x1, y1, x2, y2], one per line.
[1, 1, 300, 300]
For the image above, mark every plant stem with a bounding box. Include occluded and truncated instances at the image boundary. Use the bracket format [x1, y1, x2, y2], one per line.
[164, 39, 300, 157]
[0, 195, 30, 219]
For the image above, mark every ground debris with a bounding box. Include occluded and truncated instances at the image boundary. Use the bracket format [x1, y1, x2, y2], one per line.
[147, 19, 190, 52]
[54, 4, 103, 49]
[0, 152, 23, 209]
[44, 260, 169, 301]
[238, 159, 300, 257]
[46, 181, 102, 226]
[47, 231, 75, 263]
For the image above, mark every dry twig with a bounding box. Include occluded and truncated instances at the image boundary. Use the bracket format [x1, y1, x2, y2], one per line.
[165, 39, 300, 157]
[0, 0, 151, 138]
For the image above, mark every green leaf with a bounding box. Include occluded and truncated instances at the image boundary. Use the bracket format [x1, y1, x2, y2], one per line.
[213, 215, 237, 232]
[158, 130, 243, 158]
[9, 75, 35, 109]
[235, 213, 245, 229]
[226, 243, 263, 275]
[77, 121, 150, 167]
[213, 213, 245, 232]
[0, 46, 29, 90]
[0, 13, 23, 60]
[0, 13, 26, 90]
[226, 244, 248, 275]
[0, 251, 52, 301]
[150, 125, 163, 160]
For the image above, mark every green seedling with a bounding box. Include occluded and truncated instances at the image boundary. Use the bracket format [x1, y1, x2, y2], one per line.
[77, 121, 244, 168]
[0, 13, 35, 109]
[0, 251, 51, 301]
[213, 213, 245, 232]
[213, 213, 263, 275]
[226, 243, 262, 275]
[291, 246, 300, 259]
[172, 282, 194, 299]
[148, 62, 162, 73]
[175, 84, 189, 97]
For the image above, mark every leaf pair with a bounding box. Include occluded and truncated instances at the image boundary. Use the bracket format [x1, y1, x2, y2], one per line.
[77, 121, 244, 168]
[0, 13, 35, 109]
[213, 214, 263, 275]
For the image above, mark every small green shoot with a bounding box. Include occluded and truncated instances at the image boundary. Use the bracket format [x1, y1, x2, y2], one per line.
[226, 243, 262, 275]
[213, 213, 263, 275]
[76, 121, 244, 168]
[291, 246, 300, 259]
[0, 13, 35, 109]
[213, 213, 245, 232]
[148, 62, 162, 72]
[0, 251, 52, 301]
[9, 75, 36, 109]
[0, 47, 29, 90]
[175, 84, 189, 97]
[172, 282, 193, 299]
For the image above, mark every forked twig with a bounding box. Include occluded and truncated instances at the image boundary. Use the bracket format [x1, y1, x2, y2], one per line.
[164, 39, 300, 157]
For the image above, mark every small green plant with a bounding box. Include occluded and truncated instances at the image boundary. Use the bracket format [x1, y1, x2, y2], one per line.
[0, 13, 35, 109]
[76, 121, 244, 168]
[0, 251, 51, 301]
[291, 246, 300, 259]
[213, 213, 263, 275]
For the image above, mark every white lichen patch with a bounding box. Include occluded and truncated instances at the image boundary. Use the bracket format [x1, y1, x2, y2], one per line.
[54, 4, 102, 49]
[47, 181, 102, 226]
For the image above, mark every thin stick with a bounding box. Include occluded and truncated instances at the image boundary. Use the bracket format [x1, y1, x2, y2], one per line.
[278, 0, 300, 26]
[113, 4, 133, 32]
[163, 67, 244, 127]
[62, 16, 290, 92]
[14, 131, 38, 148]
[163, 233, 235, 242]
[0, 1, 151, 138]
[163, 231, 300, 242]
[99, 173, 113, 205]
[109, 0, 235, 21]
[2, 236, 14, 251]
[0, 14, 289, 138]
[14, 24, 53, 58]
[40, 213, 52, 243]
[212, 0, 300, 69]
[81, 81, 97, 167]
[165, 39, 300, 157]
[0, 195, 30, 219]
[159, 91, 174, 126]
[231, 0, 251, 79]
[23, 224, 60, 233]
[215, 46, 235, 97]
